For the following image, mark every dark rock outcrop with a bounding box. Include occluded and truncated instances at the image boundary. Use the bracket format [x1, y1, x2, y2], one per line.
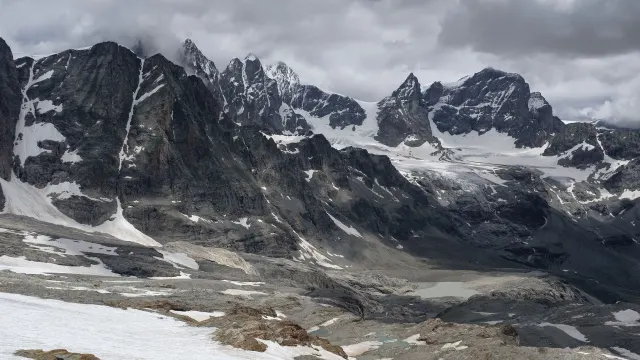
[0, 37, 21, 208]
[375, 73, 433, 147]
[543, 122, 604, 168]
[425, 68, 564, 148]
[267, 61, 366, 129]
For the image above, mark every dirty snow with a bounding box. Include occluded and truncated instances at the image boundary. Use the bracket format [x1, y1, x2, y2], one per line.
[34, 99, 63, 114]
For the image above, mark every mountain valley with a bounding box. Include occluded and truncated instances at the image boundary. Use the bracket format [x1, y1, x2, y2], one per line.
[0, 36, 640, 359]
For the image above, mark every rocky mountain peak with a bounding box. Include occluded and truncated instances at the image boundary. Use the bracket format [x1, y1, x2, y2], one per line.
[226, 57, 243, 72]
[179, 39, 225, 107]
[375, 73, 433, 147]
[391, 73, 421, 102]
[265, 61, 300, 104]
[241, 53, 267, 85]
[183, 38, 198, 52]
[425, 67, 564, 147]
[181, 39, 218, 75]
[218, 53, 309, 134]
[471, 67, 525, 84]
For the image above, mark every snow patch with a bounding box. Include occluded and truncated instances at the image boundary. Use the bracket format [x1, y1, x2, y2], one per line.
[0, 176, 159, 247]
[342, 341, 384, 356]
[325, 211, 362, 238]
[537, 323, 589, 342]
[221, 280, 265, 287]
[304, 170, 318, 182]
[170, 310, 225, 322]
[605, 309, 640, 327]
[294, 231, 342, 269]
[220, 289, 267, 297]
[34, 99, 63, 114]
[232, 217, 251, 229]
[620, 189, 640, 201]
[0, 255, 119, 277]
[612, 347, 640, 360]
[136, 84, 165, 104]
[61, 148, 82, 163]
[441, 340, 468, 351]
[22, 234, 118, 256]
[156, 250, 199, 270]
[182, 214, 212, 224]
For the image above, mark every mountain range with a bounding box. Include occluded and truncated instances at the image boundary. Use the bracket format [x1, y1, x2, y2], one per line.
[1, 36, 640, 358]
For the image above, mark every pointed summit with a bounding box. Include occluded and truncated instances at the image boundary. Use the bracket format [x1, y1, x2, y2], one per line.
[183, 38, 197, 51]
[265, 61, 300, 104]
[179, 38, 225, 107]
[180, 38, 219, 79]
[391, 73, 421, 101]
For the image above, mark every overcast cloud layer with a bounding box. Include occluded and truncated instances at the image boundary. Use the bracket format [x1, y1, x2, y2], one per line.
[1, 0, 639, 126]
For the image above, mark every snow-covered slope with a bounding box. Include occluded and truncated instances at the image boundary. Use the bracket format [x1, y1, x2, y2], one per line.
[0, 292, 344, 359]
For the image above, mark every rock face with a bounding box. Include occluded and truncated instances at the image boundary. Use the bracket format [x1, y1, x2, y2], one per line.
[543, 122, 603, 168]
[220, 55, 284, 131]
[266, 61, 366, 129]
[0, 38, 21, 208]
[424, 68, 564, 148]
[180, 39, 226, 110]
[181, 41, 309, 135]
[14, 349, 101, 360]
[11, 43, 140, 225]
[0, 38, 20, 181]
[375, 73, 433, 147]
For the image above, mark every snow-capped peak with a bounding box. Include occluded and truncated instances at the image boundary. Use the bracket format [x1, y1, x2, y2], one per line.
[244, 52, 259, 62]
[265, 61, 301, 102]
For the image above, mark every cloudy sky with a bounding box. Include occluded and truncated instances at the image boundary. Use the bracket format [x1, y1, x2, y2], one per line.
[1, 0, 639, 126]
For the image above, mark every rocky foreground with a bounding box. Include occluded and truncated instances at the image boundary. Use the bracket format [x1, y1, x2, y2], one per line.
[1, 218, 639, 359]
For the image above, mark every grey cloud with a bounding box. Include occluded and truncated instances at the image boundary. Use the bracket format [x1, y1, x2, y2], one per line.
[438, 0, 640, 58]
